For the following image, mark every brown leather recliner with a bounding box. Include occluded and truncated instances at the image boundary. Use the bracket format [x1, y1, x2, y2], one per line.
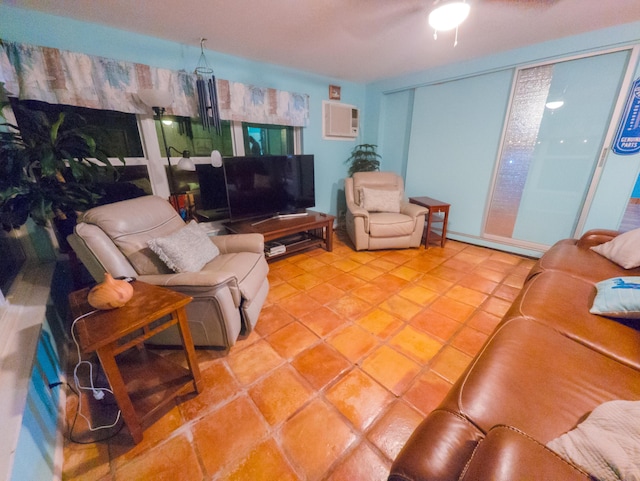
[345, 171, 428, 251]
[67, 195, 269, 348]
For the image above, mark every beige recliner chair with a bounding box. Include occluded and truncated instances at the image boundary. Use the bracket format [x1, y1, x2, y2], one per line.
[345, 171, 428, 251]
[67, 195, 269, 348]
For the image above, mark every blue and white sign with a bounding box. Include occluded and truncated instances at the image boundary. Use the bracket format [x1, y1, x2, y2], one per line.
[613, 78, 640, 155]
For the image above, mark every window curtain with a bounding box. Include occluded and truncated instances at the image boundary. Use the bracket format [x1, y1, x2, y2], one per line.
[0, 40, 309, 127]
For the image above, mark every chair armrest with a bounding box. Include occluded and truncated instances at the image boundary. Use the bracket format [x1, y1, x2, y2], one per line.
[576, 229, 620, 248]
[138, 270, 238, 288]
[347, 204, 369, 218]
[401, 202, 429, 218]
[212, 233, 264, 254]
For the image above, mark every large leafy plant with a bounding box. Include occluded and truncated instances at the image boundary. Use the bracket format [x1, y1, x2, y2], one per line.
[344, 143, 381, 177]
[0, 102, 118, 231]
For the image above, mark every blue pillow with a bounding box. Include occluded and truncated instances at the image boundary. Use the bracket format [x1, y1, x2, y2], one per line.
[590, 277, 640, 319]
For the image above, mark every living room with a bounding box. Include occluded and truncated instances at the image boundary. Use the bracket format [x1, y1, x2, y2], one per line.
[2, 2, 640, 480]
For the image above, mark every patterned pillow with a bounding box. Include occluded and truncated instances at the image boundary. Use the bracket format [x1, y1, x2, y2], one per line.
[590, 228, 640, 269]
[589, 277, 640, 318]
[361, 187, 401, 213]
[148, 220, 219, 273]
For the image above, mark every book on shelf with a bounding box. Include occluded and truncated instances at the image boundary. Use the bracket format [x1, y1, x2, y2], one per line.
[265, 241, 286, 257]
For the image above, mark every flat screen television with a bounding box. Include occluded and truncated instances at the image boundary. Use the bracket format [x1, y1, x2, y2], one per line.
[223, 155, 315, 220]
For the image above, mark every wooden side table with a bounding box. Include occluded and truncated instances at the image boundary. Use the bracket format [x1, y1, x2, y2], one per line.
[68, 281, 202, 443]
[409, 196, 451, 248]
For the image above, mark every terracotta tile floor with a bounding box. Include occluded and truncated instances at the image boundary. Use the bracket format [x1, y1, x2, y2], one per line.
[62, 230, 535, 481]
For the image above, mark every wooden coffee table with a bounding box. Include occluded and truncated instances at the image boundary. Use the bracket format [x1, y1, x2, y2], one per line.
[224, 210, 335, 261]
[68, 281, 202, 443]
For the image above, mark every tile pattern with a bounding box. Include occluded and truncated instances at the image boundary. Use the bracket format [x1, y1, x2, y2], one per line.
[62, 230, 534, 480]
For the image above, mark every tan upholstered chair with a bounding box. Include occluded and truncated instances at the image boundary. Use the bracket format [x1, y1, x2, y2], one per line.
[345, 171, 428, 251]
[67, 195, 269, 348]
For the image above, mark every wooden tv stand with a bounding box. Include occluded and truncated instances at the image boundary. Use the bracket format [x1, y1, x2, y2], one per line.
[223, 210, 335, 261]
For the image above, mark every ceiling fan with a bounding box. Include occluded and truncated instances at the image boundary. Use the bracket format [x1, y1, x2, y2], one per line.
[337, 0, 560, 40]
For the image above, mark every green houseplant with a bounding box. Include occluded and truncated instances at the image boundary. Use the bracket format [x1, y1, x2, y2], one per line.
[344, 143, 381, 177]
[0, 101, 120, 233]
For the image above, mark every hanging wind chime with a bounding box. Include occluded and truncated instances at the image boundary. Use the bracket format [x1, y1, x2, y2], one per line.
[195, 38, 221, 134]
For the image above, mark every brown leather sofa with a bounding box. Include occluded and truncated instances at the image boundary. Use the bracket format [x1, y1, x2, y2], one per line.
[389, 229, 640, 481]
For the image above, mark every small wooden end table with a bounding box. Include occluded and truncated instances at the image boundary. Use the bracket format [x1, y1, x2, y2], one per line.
[68, 281, 202, 443]
[409, 196, 451, 248]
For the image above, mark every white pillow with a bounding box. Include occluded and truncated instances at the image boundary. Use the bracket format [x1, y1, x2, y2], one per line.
[148, 220, 219, 273]
[591, 228, 640, 269]
[361, 187, 401, 213]
[547, 400, 640, 481]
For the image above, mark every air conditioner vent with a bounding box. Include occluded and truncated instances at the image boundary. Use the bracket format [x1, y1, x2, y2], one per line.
[323, 101, 359, 139]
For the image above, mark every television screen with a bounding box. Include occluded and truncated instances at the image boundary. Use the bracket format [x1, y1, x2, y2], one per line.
[223, 155, 315, 220]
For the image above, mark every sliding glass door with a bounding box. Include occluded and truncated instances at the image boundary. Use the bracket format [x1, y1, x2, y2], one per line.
[484, 49, 632, 247]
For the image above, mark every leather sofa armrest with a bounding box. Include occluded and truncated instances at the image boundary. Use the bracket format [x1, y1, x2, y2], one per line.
[459, 425, 591, 481]
[389, 409, 485, 481]
[576, 229, 620, 248]
[138, 270, 238, 288]
[401, 202, 428, 218]
[347, 203, 369, 218]
[212, 233, 264, 254]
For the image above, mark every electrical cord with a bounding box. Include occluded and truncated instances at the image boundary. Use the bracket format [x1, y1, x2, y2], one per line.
[50, 381, 124, 444]
[69, 310, 123, 435]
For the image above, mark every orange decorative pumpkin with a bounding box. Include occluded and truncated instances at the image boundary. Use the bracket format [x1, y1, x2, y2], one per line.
[87, 273, 134, 310]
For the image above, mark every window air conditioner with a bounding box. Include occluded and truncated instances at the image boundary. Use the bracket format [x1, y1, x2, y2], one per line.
[323, 101, 359, 139]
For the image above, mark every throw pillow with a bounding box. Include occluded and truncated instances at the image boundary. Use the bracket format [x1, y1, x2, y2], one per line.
[148, 220, 220, 273]
[361, 187, 401, 213]
[589, 276, 640, 318]
[547, 400, 640, 481]
[590, 227, 640, 269]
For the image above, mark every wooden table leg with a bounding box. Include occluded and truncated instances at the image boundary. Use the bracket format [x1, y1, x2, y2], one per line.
[325, 221, 334, 252]
[96, 346, 143, 443]
[424, 210, 433, 248]
[440, 208, 449, 247]
[174, 307, 203, 393]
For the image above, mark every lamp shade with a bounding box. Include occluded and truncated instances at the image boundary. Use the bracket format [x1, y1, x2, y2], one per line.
[210, 150, 223, 168]
[428, 1, 470, 31]
[138, 88, 173, 109]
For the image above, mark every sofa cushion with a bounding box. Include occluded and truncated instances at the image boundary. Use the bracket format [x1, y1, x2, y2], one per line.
[591, 227, 640, 269]
[439, 317, 640, 443]
[503, 271, 640, 370]
[459, 426, 591, 481]
[590, 277, 640, 319]
[360, 187, 401, 213]
[530, 239, 640, 283]
[368, 212, 414, 237]
[148, 220, 220, 273]
[547, 400, 640, 481]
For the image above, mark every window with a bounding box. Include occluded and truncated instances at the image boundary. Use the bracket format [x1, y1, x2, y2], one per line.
[152, 116, 233, 158]
[242, 122, 294, 156]
[10, 99, 144, 158]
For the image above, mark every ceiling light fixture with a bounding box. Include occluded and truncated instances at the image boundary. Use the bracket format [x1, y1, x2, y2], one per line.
[428, 0, 470, 46]
[545, 100, 564, 110]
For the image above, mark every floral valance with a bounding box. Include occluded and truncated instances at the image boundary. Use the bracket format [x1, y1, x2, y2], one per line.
[0, 40, 309, 127]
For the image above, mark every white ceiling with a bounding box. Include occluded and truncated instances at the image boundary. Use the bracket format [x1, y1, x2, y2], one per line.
[8, 0, 640, 82]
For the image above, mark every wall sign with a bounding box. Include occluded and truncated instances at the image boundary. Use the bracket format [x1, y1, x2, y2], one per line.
[613, 77, 640, 155]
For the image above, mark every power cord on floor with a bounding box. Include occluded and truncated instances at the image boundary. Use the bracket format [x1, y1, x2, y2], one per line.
[61, 310, 124, 441]
[50, 380, 124, 444]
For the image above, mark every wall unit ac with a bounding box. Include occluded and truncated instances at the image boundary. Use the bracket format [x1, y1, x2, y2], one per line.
[323, 101, 359, 139]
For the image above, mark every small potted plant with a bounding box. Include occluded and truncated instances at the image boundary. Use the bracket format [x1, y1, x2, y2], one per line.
[344, 143, 381, 177]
